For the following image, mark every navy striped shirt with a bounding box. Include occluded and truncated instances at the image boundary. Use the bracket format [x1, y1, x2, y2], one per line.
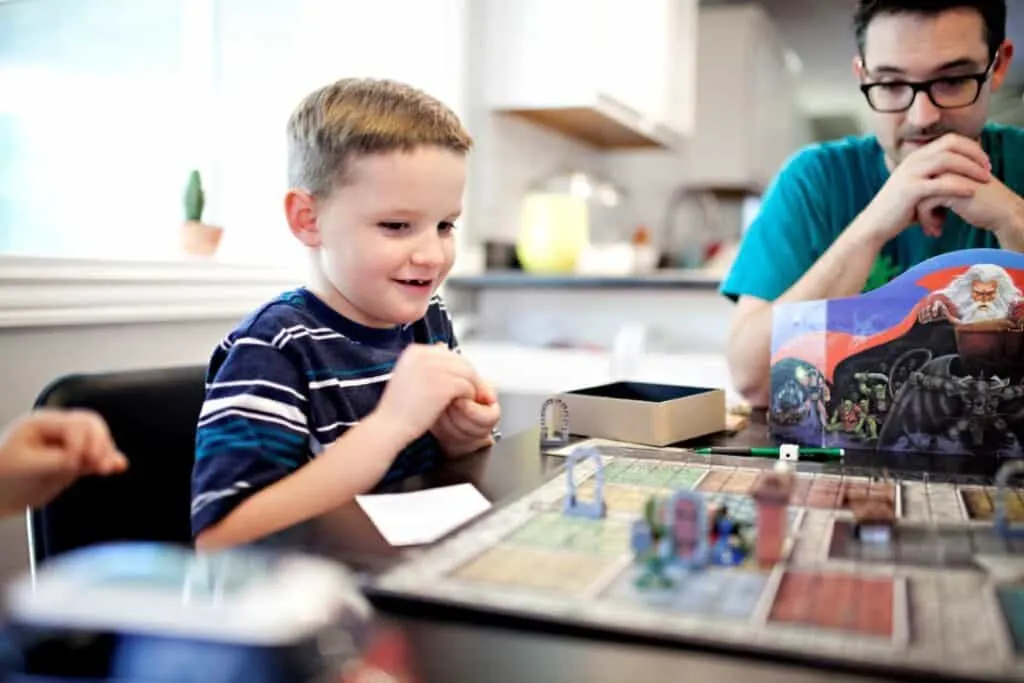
[191, 287, 458, 537]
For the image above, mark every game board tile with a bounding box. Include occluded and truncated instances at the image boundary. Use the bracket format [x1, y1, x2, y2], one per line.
[842, 482, 870, 500]
[814, 572, 858, 631]
[926, 486, 967, 523]
[1003, 489, 1024, 521]
[451, 546, 617, 594]
[900, 483, 931, 522]
[969, 528, 1011, 555]
[716, 573, 771, 619]
[908, 576, 945, 645]
[960, 486, 993, 520]
[767, 571, 818, 624]
[804, 488, 839, 509]
[696, 469, 732, 492]
[789, 477, 813, 505]
[720, 470, 760, 494]
[855, 577, 894, 638]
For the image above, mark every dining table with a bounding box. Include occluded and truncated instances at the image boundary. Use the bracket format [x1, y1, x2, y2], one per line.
[267, 399, 926, 683]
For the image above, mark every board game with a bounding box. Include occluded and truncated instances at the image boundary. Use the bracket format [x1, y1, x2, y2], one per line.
[769, 248, 1024, 458]
[372, 440, 1024, 682]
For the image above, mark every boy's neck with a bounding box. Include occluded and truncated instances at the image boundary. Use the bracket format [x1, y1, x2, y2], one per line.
[304, 267, 398, 331]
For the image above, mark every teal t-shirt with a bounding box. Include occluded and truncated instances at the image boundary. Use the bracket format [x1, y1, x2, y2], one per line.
[720, 123, 1024, 302]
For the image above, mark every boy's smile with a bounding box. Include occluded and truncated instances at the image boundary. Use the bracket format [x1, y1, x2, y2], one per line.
[290, 146, 466, 329]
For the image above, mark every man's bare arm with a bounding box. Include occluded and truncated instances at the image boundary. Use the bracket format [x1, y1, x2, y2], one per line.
[727, 216, 887, 406]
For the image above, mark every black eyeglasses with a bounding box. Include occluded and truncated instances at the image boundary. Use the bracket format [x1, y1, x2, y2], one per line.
[859, 57, 996, 113]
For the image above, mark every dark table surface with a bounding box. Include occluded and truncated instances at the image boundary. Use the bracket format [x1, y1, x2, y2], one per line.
[275, 407, 908, 683]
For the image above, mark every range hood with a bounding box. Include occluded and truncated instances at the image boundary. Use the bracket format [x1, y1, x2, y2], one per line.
[497, 93, 683, 150]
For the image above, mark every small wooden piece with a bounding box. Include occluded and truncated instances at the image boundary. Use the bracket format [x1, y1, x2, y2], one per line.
[752, 462, 794, 567]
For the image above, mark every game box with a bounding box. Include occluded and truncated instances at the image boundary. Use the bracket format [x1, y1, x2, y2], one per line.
[553, 381, 726, 447]
[769, 248, 1024, 459]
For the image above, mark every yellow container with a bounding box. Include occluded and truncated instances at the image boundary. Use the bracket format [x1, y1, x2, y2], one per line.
[516, 192, 590, 274]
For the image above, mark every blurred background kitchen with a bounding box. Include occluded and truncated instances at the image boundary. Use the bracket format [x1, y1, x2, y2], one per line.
[1, 0, 1023, 576]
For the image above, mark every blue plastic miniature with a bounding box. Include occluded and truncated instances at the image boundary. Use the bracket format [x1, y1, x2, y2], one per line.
[563, 445, 607, 519]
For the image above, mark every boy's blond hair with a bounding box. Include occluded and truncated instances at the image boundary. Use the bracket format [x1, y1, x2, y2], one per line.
[286, 78, 473, 198]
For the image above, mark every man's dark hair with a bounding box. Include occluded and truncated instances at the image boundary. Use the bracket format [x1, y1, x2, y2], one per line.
[854, 0, 1006, 59]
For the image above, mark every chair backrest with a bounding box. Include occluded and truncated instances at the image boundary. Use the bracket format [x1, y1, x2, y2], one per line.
[30, 365, 207, 565]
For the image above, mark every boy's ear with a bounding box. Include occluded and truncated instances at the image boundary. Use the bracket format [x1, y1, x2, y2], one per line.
[284, 189, 321, 247]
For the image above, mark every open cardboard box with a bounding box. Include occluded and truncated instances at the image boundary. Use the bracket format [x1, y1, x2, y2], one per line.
[555, 381, 726, 447]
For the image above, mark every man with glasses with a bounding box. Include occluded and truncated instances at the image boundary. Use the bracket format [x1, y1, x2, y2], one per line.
[722, 0, 1022, 406]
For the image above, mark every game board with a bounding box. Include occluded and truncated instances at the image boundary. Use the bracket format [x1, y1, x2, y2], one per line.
[373, 441, 1024, 683]
[769, 248, 1024, 458]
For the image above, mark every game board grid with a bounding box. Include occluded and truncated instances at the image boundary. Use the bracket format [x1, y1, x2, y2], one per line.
[374, 455, 1024, 682]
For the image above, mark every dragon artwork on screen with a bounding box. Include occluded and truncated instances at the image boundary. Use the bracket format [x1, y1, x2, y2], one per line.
[769, 248, 1024, 458]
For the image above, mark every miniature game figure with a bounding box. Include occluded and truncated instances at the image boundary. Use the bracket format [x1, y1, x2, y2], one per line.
[709, 509, 750, 566]
[668, 490, 709, 569]
[845, 492, 895, 546]
[539, 398, 570, 449]
[994, 460, 1024, 540]
[751, 462, 794, 567]
[562, 444, 606, 519]
[632, 496, 674, 589]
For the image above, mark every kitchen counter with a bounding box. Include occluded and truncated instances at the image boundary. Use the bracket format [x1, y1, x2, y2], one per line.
[445, 269, 721, 290]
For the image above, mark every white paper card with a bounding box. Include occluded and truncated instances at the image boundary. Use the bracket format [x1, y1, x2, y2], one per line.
[356, 483, 492, 546]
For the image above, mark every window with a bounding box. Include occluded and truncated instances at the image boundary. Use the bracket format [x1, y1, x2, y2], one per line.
[0, 0, 467, 267]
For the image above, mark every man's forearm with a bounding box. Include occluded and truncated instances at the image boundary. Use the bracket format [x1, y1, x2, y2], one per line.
[995, 198, 1024, 253]
[196, 412, 408, 550]
[779, 211, 887, 304]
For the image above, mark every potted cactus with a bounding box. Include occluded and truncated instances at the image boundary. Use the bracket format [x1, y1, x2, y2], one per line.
[181, 170, 223, 256]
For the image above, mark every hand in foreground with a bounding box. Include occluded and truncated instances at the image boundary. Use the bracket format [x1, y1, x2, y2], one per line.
[431, 377, 501, 457]
[862, 133, 991, 243]
[0, 410, 128, 517]
[374, 343, 486, 444]
[916, 173, 1024, 251]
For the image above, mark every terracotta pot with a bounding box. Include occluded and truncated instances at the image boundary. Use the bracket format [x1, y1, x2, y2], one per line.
[181, 220, 224, 257]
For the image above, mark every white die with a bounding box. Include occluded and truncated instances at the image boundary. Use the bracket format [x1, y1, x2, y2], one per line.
[779, 444, 800, 462]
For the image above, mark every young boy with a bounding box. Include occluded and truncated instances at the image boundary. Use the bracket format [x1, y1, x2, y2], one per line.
[0, 409, 127, 519]
[191, 78, 500, 550]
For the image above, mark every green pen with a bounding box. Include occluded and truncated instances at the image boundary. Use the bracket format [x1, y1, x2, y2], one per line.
[693, 446, 844, 458]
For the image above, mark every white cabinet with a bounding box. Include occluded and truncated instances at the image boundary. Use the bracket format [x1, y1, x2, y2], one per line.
[477, 0, 697, 150]
[686, 4, 809, 191]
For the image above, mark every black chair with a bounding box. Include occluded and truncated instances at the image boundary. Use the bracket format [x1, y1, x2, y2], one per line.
[29, 365, 207, 567]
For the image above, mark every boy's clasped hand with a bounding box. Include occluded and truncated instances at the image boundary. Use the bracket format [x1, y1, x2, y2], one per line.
[376, 343, 501, 457]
